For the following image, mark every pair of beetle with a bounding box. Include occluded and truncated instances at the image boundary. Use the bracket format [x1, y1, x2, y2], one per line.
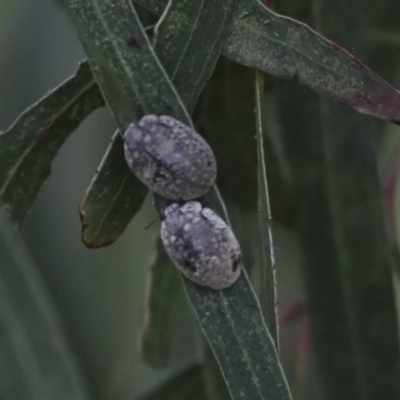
[123, 115, 242, 289]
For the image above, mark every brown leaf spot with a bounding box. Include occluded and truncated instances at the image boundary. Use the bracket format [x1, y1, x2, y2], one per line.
[127, 35, 142, 49]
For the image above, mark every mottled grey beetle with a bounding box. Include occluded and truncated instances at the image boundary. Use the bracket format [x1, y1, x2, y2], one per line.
[160, 201, 242, 289]
[124, 115, 217, 200]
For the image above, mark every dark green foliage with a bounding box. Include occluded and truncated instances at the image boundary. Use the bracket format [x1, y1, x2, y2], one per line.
[1, 0, 400, 399]
[80, 130, 148, 248]
[0, 62, 103, 227]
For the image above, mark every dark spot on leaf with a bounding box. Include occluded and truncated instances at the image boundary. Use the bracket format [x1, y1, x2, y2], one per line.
[390, 119, 400, 126]
[127, 35, 141, 49]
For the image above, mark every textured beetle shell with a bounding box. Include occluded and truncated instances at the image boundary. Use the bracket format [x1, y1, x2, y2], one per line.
[123, 115, 217, 200]
[160, 201, 242, 289]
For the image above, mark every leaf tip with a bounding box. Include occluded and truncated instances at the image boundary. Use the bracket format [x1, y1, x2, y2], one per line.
[79, 202, 120, 248]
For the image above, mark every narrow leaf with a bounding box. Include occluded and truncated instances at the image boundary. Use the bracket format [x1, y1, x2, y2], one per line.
[255, 70, 279, 348]
[60, 0, 189, 128]
[153, 0, 235, 112]
[136, 365, 207, 400]
[0, 61, 104, 227]
[0, 219, 89, 400]
[61, 2, 291, 399]
[79, 131, 148, 248]
[63, 0, 191, 246]
[183, 272, 291, 400]
[140, 237, 182, 367]
[136, 0, 400, 124]
[139, 0, 238, 367]
[79, 0, 235, 247]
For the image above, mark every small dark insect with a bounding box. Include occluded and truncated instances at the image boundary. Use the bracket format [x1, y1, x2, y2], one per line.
[123, 115, 217, 200]
[160, 201, 242, 289]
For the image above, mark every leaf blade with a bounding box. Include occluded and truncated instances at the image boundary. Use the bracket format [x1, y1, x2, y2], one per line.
[184, 271, 291, 400]
[153, 0, 236, 111]
[0, 61, 104, 227]
[79, 0, 237, 247]
[79, 131, 147, 248]
[60, 2, 292, 399]
[136, 0, 400, 123]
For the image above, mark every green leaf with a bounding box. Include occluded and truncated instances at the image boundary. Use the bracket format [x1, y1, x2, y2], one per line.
[60, 2, 291, 399]
[78, 0, 236, 247]
[79, 130, 147, 248]
[60, 0, 189, 128]
[139, 0, 238, 368]
[255, 70, 278, 348]
[140, 237, 182, 368]
[136, 365, 207, 400]
[136, 0, 400, 124]
[0, 219, 89, 400]
[183, 270, 291, 400]
[153, 0, 235, 112]
[0, 61, 104, 228]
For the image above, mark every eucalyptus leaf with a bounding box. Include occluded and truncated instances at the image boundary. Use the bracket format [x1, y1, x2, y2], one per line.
[60, 1, 291, 399]
[153, 0, 236, 112]
[79, 130, 147, 248]
[60, 0, 189, 128]
[79, 0, 236, 247]
[0, 219, 89, 400]
[183, 271, 291, 400]
[136, 0, 400, 124]
[0, 61, 104, 227]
